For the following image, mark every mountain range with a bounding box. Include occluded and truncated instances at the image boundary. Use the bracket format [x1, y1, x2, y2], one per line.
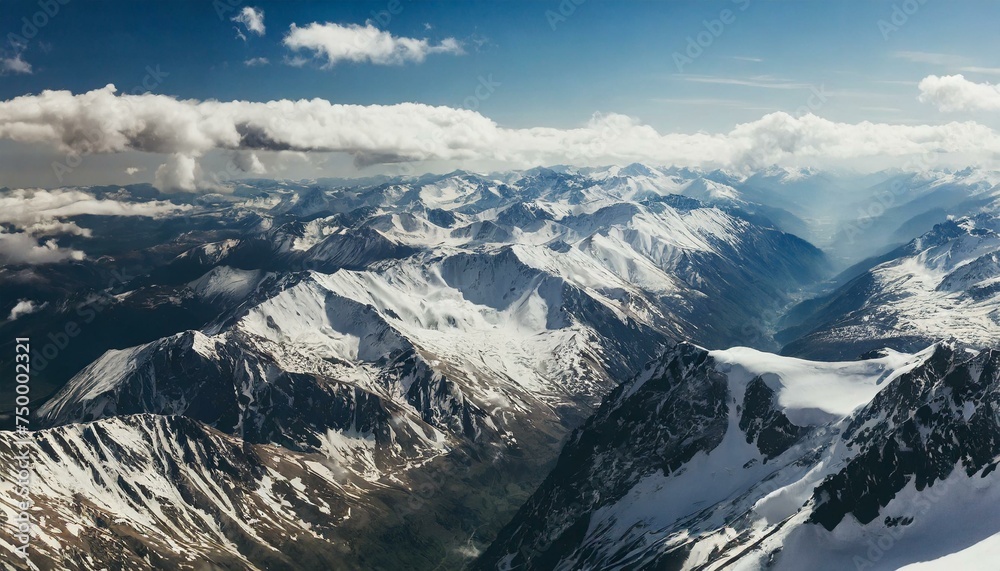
[2, 164, 1000, 570]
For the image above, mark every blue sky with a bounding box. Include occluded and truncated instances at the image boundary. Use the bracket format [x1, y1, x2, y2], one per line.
[4, 0, 996, 128]
[2, 0, 1000, 188]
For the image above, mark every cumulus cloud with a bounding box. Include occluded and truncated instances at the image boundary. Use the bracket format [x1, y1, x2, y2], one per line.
[232, 151, 267, 174]
[5, 84, 1000, 191]
[283, 22, 463, 67]
[155, 153, 200, 192]
[0, 188, 189, 263]
[7, 299, 46, 321]
[0, 188, 188, 229]
[233, 7, 266, 37]
[244, 57, 270, 67]
[24, 220, 91, 237]
[1, 52, 32, 75]
[0, 233, 83, 264]
[919, 74, 1000, 112]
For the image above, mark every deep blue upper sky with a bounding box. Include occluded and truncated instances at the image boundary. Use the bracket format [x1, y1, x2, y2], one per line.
[3, 0, 998, 132]
[2, 0, 1000, 188]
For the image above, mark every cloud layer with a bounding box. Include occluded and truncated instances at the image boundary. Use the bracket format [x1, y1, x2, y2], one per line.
[3, 84, 1000, 191]
[283, 22, 463, 67]
[919, 74, 1000, 112]
[0, 187, 188, 264]
[0, 188, 187, 231]
[0, 232, 83, 264]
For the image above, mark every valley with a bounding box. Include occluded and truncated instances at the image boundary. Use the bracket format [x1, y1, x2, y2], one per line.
[2, 164, 1000, 570]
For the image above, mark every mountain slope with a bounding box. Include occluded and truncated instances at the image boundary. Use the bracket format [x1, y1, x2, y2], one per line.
[0, 415, 362, 570]
[478, 342, 1000, 570]
[781, 214, 1000, 360]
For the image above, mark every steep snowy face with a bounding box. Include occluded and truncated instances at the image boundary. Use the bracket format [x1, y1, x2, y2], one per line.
[0, 415, 367, 570]
[35, 330, 452, 477]
[809, 345, 1000, 531]
[782, 214, 1000, 360]
[478, 343, 1000, 571]
[476, 344, 733, 571]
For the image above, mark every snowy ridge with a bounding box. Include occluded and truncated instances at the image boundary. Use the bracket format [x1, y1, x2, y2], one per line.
[783, 214, 1000, 359]
[0, 415, 364, 570]
[478, 342, 1000, 570]
[36, 329, 454, 482]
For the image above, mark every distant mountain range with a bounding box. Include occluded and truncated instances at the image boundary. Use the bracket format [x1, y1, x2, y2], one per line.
[3, 164, 1000, 570]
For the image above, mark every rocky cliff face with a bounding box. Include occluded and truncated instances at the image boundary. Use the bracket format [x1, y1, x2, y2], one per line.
[479, 342, 1000, 571]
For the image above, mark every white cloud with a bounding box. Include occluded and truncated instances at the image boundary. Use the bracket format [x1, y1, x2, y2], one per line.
[959, 66, 1000, 76]
[5, 84, 1000, 191]
[233, 7, 266, 36]
[283, 22, 463, 67]
[892, 51, 964, 66]
[0, 187, 190, 263]
[918, 74, 1000, 112]
[678, 75, 812, 90]
[244, 57, 270, 67]
[0, 232, 83, 264]
[232, 151, 267, 174]
[1, 52, 32, 75]
[0, 187, 187, 238]
[25, 220, 92, 237]
[0, 188, 186, 226]
[125, 166, 143, 176]
[155, 153, 200, 192]
[7, 299, 46, 321]
[283, 55, 309, 67]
